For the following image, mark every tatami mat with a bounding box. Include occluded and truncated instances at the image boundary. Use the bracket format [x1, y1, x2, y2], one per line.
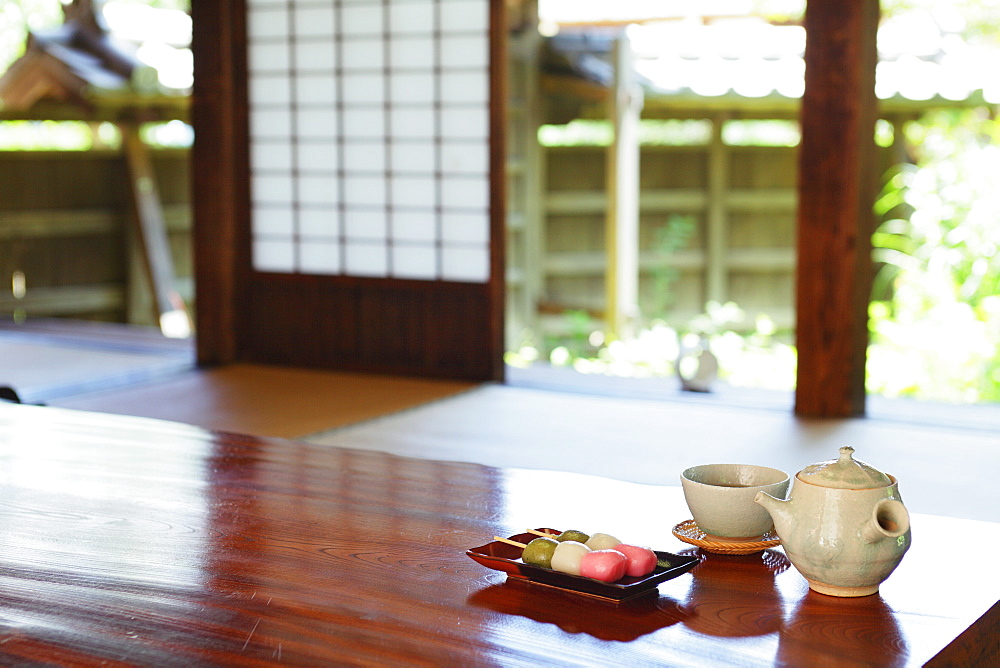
[3, 321, 475, 437]
[49, 363, 477, 439]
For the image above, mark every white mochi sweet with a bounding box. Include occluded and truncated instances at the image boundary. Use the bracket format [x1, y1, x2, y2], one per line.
[584, 532, 621, 551]
[549, 540, 592, 576]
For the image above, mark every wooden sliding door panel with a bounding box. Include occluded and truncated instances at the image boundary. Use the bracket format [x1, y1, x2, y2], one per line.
[358, 284, 429, 370]
[243, 276, 362, 368]
[357, 281, 493, 377]
[193, 0, 505, 381]
[241, 277, 492, 378]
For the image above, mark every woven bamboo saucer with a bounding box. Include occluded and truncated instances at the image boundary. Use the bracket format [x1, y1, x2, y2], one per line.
[672, 519, 780, 555]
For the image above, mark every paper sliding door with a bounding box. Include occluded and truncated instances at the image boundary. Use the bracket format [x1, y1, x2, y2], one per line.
[192, 0, 505, 381]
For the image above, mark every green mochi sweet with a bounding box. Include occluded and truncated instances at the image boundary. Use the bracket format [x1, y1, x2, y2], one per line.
[521, 537, 558, 568]
[557, 529, 591, 543]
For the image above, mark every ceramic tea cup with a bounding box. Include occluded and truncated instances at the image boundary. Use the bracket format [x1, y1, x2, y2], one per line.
[680, 464, 790, 539]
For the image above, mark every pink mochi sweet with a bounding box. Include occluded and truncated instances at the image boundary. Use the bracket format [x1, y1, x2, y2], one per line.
[579, 549, 628, 583]
[613, 544, 658, 577]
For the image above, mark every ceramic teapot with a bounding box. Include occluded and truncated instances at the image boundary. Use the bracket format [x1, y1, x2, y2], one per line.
[754, 446, 911, 597]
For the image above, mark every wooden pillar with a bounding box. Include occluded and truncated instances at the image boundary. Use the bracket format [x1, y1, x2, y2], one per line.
[706, 112, 729, 306]
[190, 0, 245, 364]
[794, 0, 880, 417]
[521, 22, 545, 345]
[604, 31, 642, 340]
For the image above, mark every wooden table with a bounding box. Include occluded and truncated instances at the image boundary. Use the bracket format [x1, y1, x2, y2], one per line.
[0, 403, 995, 666]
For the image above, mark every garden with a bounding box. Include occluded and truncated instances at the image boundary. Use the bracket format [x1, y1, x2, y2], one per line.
[507, 106, 1000, 404]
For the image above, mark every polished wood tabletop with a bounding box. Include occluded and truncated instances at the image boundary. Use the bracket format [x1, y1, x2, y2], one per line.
[0, 403, 995, 666]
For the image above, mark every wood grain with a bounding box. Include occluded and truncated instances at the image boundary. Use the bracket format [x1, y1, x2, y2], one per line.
[0, 402, 994, 666]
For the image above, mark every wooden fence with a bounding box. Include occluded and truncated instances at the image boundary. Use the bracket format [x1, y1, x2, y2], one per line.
[0, 136, 887, 351]
[0, 149, 191, 327]
[505, 128, 895, 349]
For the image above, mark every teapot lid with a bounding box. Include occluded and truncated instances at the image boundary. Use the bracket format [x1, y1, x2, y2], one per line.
[797, 446, 893, 489]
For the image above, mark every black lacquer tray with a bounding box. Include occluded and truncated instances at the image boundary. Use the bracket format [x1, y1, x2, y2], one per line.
[467, 529, 699, 601]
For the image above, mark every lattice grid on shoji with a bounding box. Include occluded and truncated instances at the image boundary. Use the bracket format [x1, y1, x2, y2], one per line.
[246, 0, 491, 282]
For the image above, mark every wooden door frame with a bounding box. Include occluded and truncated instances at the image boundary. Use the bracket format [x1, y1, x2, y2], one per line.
[190, 0, 506, 382]
[190, 0, 246, 366]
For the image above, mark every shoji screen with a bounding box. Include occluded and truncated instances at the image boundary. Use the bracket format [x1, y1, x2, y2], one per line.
[245, 0, 491, 283]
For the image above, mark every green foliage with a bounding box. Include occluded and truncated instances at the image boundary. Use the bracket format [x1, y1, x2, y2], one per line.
[721, 120, 800, 147]
[0, 120, 94, 150]
[0, 1, 62, 71]
[546, 309, 597, 362]
[507, 301, 797, 391]
[869, 108, 1000, 403]
[648, 214, 696, 316]
[0, 120, 191, 151]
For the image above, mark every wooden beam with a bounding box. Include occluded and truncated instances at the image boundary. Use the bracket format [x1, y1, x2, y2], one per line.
[0, 97, 189, 123]
[794, 0, 880, 417]
[0, 206, 190, 239]
[0, 284, 123, 315]
[545, 248, 794, 275]
[121, 123, 191, 338]
[604, 31, 642, 339]
[548, 189, 703, 214]
[518, 13, 545, 346]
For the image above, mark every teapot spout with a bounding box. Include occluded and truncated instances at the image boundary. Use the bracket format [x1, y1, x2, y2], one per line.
[861, 498, 910, 544]
[754, 490, 792, 534]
